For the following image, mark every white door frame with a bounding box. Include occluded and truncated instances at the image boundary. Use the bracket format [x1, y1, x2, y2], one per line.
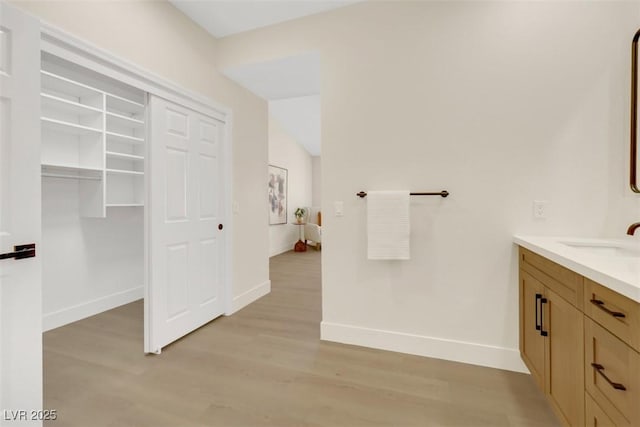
[37, 22, 235, 353]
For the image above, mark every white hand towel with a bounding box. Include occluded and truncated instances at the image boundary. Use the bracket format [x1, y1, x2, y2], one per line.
[367, 191, 410, 260]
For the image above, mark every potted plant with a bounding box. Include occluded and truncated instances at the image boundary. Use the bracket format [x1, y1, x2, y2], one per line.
[294, 207, 306, 224]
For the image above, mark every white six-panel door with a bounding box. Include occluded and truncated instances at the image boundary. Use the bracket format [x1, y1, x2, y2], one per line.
[0, 3, 43, 423]
[147, 95, 226, 353]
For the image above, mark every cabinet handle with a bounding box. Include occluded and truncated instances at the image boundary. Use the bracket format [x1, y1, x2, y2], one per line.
[591, 363, 627, 391]
[540, 297, 548, 337]
[535, 293, 542, 331]
[590, 299, 626, 319]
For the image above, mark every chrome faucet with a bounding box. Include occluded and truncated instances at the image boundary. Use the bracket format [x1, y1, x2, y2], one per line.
[628, 222, 640, 235]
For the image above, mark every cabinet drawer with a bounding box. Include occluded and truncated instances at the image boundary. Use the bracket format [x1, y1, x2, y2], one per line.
[585, 391, 626, 427]
[584, 278, 640, 352]
[585, 319, 640, 425]
[520, 247, 583, 308]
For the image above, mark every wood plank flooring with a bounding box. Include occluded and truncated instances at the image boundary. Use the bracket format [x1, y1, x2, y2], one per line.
[44, 249, 558, 426]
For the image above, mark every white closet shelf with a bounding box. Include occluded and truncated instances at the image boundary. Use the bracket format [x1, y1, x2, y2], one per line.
[106, 203, 144, 208]
[106, 94, 145, 117]
[106, 168, 144, 176]
[41, 70, 103, 102]
[106, 151, 144, 161]
[107, 112, 145, 132]
[42, 117, 102, 135]
[106, 131, 144, 144]
[41, 55, 147, 219]
[42, 163, 102, 173]
[42, 163, 103, 180]
[41, 93, 102, 116]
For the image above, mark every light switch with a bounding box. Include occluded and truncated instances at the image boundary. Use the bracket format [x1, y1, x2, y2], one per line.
[334, 201, 344, 217]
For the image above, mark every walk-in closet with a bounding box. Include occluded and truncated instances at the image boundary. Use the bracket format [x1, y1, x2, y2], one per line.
[41, 52, 146, 333]
[2, 3, 232, 410]
[38, 32, 230, 354]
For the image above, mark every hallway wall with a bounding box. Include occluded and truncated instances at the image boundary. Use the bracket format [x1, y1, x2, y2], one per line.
[216, 1, 640, 370]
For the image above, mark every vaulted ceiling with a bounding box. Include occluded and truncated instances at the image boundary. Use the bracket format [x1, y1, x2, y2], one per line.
[168, 1, 353, 156]
[169, 0, 360, 38]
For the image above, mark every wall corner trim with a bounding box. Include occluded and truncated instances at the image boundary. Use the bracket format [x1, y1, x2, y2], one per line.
[228, 280, 271, 315]
[320, 321, 529, 373]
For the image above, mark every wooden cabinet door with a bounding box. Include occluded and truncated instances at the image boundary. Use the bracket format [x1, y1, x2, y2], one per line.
[545, 288, 585, 427]
[520, 270, 545, 390]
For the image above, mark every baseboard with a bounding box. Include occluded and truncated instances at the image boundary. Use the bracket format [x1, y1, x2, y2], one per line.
[43, 286, 143, 332]
[228, 280, 271, 315]
[321, 321, 528, 373]
[270, 242, 294, 257]
[270, 241, 319, 257]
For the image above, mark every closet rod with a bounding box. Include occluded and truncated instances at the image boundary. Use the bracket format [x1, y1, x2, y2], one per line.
[356, 190, 449, 198]
[42, 173, 101, 181]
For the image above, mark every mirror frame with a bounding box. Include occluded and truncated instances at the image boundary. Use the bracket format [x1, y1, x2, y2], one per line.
[631, 29, 640, 193]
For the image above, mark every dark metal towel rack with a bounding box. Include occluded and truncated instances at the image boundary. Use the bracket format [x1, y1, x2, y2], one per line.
[356, 191, 449, 198]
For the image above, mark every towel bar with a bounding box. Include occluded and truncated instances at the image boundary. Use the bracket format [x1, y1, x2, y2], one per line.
[356, 191, 449, 198]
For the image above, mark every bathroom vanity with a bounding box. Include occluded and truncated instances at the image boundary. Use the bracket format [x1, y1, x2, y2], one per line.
[515, 236, 640, 427]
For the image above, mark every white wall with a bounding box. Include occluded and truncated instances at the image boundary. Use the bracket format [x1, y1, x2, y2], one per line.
[312, 156, 322, 207]
[269, 115, 313, 256]
[13, 0, 271, 320]
[217, 1, 640, 371]
[42, 180, 143, 330]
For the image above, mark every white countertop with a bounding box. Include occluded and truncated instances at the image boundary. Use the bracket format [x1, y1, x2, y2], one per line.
[514, 235, 640, 302]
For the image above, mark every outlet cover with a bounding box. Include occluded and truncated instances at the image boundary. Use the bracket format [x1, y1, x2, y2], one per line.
[533, 200, 549, 219]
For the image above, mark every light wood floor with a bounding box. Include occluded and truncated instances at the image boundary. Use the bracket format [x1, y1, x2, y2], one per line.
[44, 249, 558, 426]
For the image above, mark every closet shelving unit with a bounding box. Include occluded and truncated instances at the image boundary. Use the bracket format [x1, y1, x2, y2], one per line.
[40, 64, 146, 217]
[105, 93, 145, 209]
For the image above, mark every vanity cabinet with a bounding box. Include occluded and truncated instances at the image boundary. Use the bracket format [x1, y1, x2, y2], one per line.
[583, 279, 640, 353]
[585, 392, 617, 427]
[519, 246, 640, 427]
[584, 319, 639, 426]
[583, 278, 640, 427]
[520, 270, 545, 389]
[519, 248, 584, 427]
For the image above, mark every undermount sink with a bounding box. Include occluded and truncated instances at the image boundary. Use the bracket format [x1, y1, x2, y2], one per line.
[560, 240, 640, 258]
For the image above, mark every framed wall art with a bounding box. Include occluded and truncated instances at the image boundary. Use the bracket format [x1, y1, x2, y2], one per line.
[268, 165, 288, 225]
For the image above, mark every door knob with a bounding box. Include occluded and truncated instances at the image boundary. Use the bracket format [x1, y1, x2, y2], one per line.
[0, 243, 36, 260]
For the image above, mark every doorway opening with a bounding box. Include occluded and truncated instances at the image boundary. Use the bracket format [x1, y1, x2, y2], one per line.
[223, 51, 323, 332]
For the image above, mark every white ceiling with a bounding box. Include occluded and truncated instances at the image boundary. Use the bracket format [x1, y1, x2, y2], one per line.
[171, 2, 330, 156]
[222, 52, 319, 100]
[222, 52, 321, 156]
[169, 0, 360, 39]
[221, 52, 320, 101]
[270, 95, 321, 156]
